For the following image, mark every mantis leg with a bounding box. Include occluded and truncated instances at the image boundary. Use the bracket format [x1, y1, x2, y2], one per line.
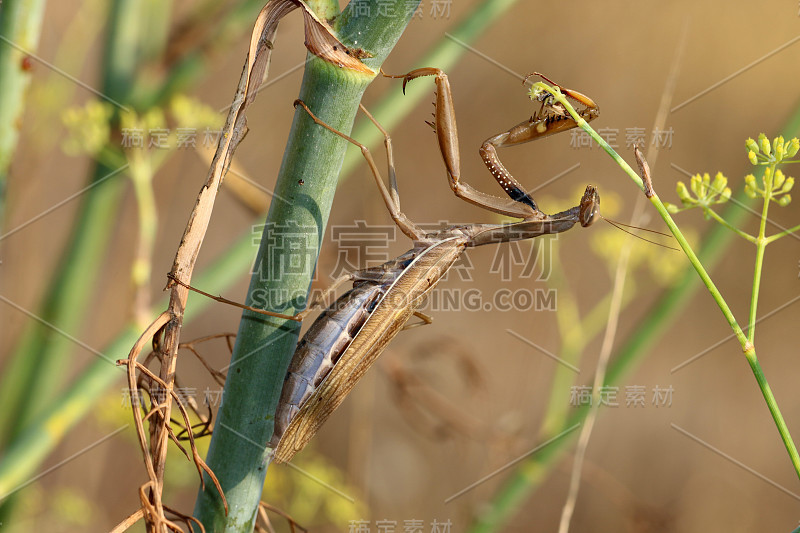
[387, 68, 599, 221]
[293, 100, 425, 241]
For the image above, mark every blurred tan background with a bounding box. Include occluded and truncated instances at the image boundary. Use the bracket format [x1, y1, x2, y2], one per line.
[2, 0, 800, 531]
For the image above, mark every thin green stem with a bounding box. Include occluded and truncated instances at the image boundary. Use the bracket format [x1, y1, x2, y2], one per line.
[469, 127, 800, 530]
[538, 262, 631, 439]
[763, 220, 800, 244]
[539, 82, 748, 346]
[704, 207, 755, 243]
[744, 348, 800, 478]
[747, 240, 766, 343]
[545, 82, 800, 481]
[127, 148, 158, 326]
[652, 197, 749, 342]
[747, 170, 773, 344]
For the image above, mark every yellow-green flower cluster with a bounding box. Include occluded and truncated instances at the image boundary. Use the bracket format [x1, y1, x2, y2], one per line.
[742, 133, 796, 206]
[120, 107, 167, 145]
[672, 172, 731, 218]
[61, 100, 114, 156]
[746, 134, 799, 165]
[744, 166, 793, 206]
[169, 94, 223, 131]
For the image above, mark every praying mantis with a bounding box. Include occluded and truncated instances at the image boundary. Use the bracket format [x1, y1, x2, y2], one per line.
[168, 68, 603, 463]
[262, 68, 602, 463]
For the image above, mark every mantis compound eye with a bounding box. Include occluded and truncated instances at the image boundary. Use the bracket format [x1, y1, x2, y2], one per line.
[579, 185, 600, 227]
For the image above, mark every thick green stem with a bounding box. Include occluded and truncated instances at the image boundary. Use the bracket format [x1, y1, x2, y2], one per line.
[193, 2, 418, 530]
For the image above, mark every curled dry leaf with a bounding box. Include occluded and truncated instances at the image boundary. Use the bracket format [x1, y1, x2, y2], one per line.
[298, 0, 375, 74]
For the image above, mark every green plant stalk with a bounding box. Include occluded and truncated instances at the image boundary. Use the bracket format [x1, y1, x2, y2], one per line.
[193, 2, 418, 530]
[748, 177, 772, 344]
[538, 249, 584, 437]
[540, 280, 633, 439]
[0, 0, 514, 512]
[548, 83, 800, 480]
[127, 148, 158, 326]
[702, 206, 754, 242]
[764, 220, 800, 244]
[0, 0, 47, 212]
[469, 92, 800, 532]
[538, 240, 616, 438]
